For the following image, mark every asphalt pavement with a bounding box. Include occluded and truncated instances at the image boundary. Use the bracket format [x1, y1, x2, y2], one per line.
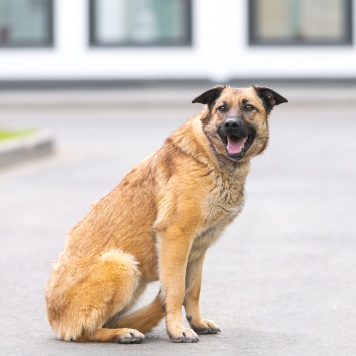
[0, 87, 356, 355]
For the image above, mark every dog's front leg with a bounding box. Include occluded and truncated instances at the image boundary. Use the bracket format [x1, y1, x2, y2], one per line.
[184, 251, 221, 334]
[158, 228, 199, 343]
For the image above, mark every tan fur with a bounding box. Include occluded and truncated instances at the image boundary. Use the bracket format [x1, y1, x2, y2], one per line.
[45, 85, 287, 343]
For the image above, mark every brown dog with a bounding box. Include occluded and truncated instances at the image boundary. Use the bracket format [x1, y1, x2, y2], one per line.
[45, 85, 287, 343]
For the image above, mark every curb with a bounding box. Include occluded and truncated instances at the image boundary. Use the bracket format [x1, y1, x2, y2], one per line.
[0, 130, 55, 168]
[0, 86, 355, 108]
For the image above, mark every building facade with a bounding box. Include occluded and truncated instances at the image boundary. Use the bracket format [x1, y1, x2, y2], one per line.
[0, 0, 355, 83]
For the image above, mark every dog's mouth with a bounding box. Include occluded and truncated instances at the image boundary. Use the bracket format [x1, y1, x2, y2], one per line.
[222, 135, 254, 161]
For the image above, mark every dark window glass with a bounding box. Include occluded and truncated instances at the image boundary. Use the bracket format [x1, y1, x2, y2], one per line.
[0, 0, 53, 47]
[90, 0, 192, 46]
[249, 0, 352, 46]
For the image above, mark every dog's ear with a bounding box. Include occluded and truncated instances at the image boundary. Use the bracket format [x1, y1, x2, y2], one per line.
[253, 85, 288, 113]
[192, 85, 226, 108]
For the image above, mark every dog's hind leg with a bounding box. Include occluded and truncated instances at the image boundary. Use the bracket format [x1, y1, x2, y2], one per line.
[46, 249, 144, 343]
[77, 327, 144, 343]
[105, 292, 164, 333]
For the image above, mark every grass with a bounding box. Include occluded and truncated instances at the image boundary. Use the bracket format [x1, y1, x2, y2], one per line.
[0, 128, 36, 142]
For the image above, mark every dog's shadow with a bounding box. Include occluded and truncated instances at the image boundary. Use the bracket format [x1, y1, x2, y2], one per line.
[144, 325, 302, 350]
[46, 326, 303, 355]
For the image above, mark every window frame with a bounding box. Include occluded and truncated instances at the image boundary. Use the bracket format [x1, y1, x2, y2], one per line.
[88, 0, 193, 47]
[248, 0, 353, 47]
[0, 0, 54, 48]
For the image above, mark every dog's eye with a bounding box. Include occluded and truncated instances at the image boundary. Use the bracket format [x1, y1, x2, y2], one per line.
[217, 105, 227, 113]
[244, 104, 254, 111]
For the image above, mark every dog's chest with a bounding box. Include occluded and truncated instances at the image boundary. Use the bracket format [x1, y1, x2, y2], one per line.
[188, 177, 244, 263]
[203, 173, 245, 227]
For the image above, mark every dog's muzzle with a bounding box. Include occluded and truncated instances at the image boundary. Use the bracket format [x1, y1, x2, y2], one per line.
[219, 117, 255, 161]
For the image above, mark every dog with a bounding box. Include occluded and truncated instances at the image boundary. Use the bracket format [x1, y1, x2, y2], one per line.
[45, 85, 287, 343]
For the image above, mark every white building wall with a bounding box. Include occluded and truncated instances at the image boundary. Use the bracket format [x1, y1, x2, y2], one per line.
[0, 0, 355, 81]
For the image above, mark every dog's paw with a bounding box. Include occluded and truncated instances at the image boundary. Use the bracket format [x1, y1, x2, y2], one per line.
[191, 319, 221, 335]
[115, 329, 145, 344]
[168, 326, 199, 343]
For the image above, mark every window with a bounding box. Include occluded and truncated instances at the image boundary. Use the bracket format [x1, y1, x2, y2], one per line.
[249, 0, 353, 46]
[0, 0, 53, 47]
[89, 0, 192, 46]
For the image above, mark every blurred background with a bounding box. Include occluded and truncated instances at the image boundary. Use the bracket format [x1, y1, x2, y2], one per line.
[1, 1, 356, 355]
[0, 0, 355, 84]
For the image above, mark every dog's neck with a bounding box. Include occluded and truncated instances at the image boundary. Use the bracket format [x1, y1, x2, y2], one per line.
[167, 117, 251, 184]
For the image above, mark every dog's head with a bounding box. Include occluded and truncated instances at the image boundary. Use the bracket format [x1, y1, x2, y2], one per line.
[192, 85, 287, 163]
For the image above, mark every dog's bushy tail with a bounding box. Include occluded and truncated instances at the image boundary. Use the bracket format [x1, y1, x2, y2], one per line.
[115, 293, 164, 333]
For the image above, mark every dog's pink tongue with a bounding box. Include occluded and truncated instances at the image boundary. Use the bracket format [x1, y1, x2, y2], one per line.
[227, 137, 246, 155]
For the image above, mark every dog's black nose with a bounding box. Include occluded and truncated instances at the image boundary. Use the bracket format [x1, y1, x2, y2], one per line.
[224, 118, 239, 129]
[221, 117, 250, 138]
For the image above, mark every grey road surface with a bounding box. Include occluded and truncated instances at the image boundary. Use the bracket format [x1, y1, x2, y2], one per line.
[1, 96, 356, 355]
